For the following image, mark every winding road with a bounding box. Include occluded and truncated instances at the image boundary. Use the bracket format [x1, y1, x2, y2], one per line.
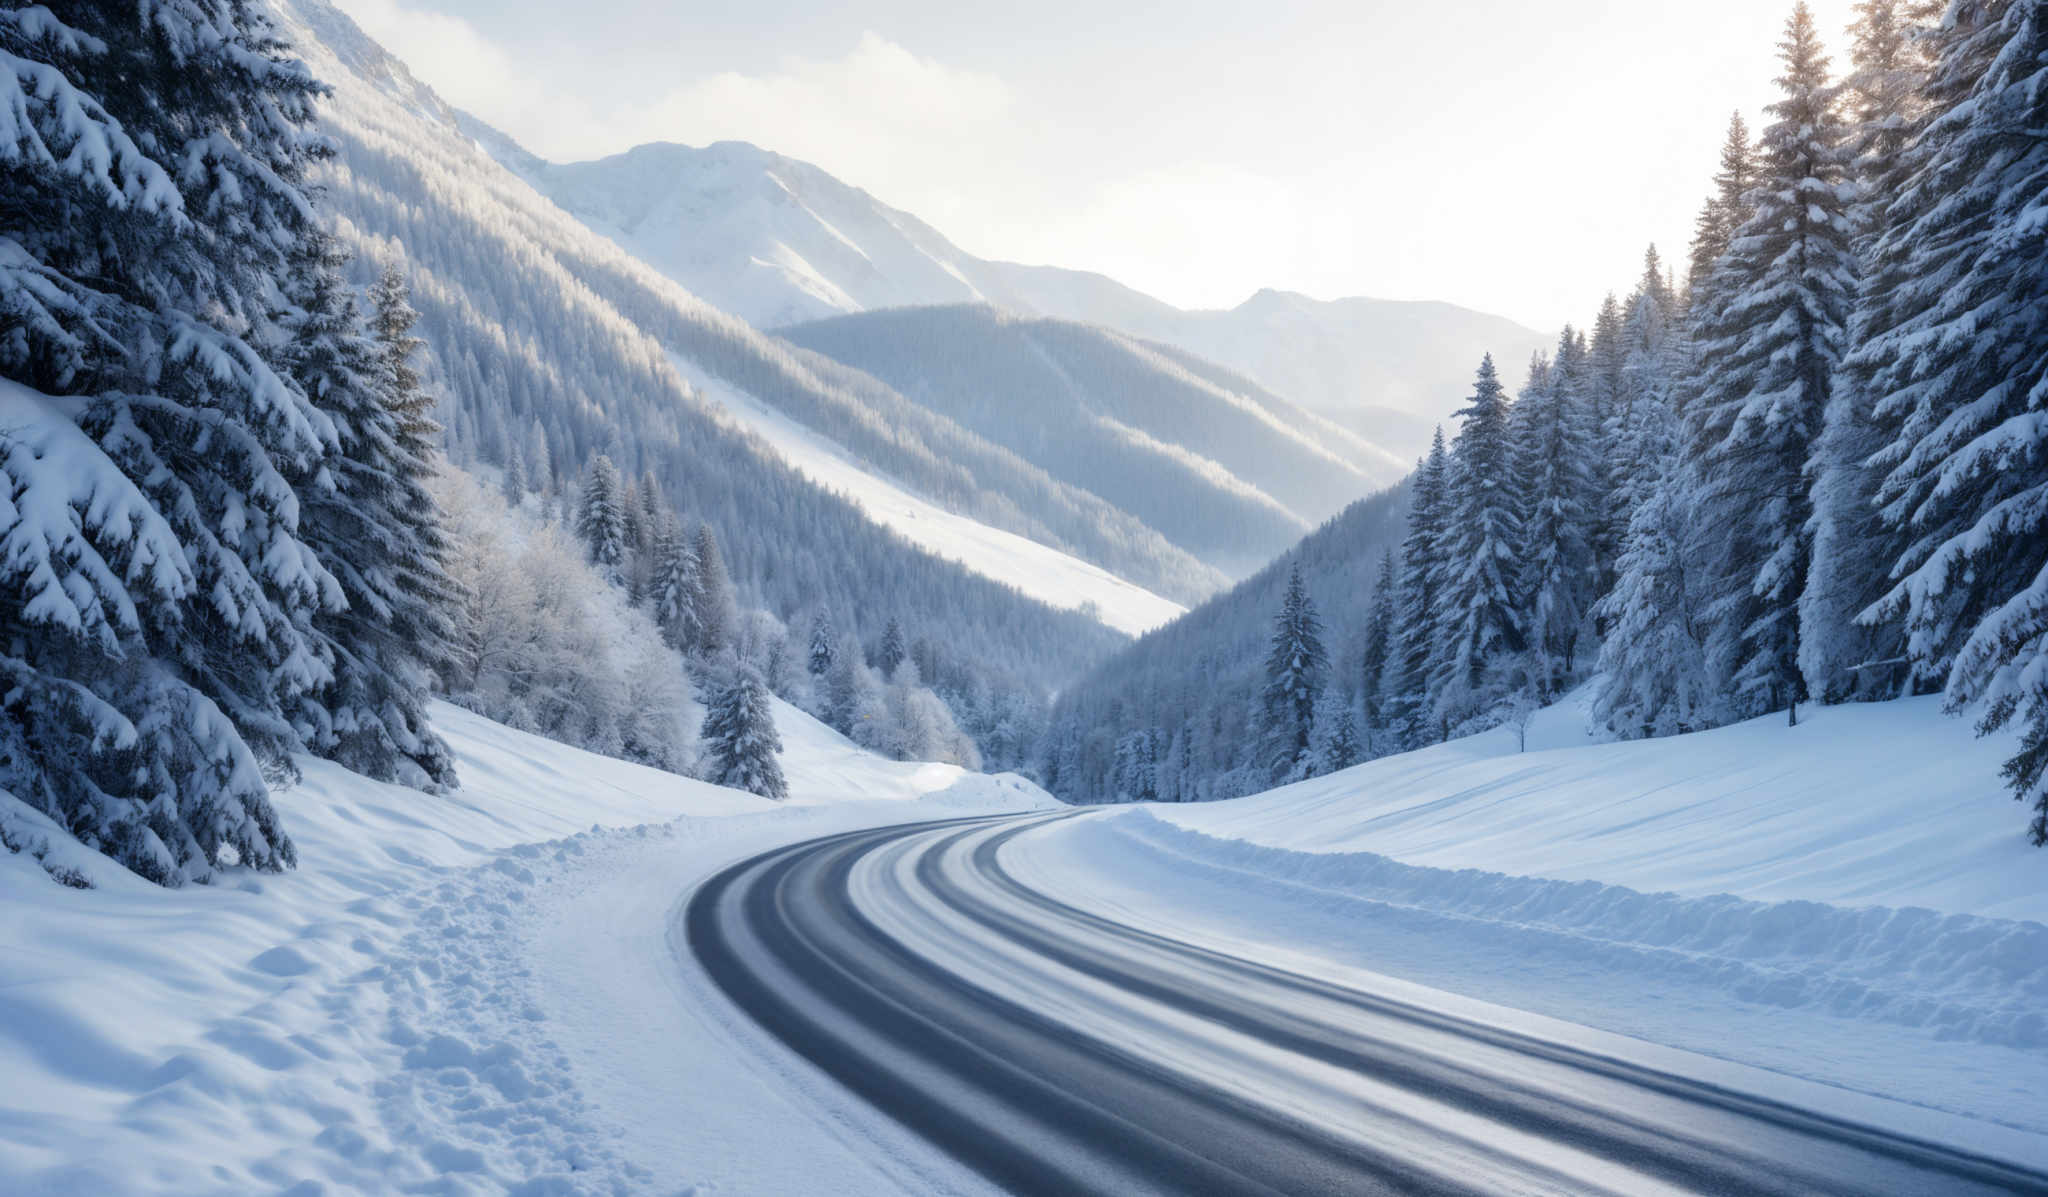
[685, 814, 2048, 1196]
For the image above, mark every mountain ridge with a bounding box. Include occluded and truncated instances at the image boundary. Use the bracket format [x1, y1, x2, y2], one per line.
[459, 125, 1551, 460]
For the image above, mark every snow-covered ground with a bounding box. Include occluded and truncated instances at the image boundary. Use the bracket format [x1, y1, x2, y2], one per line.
[670, 353, 1187, 636]
[0, 700, 1047, 1195]
[1002, 693, 2048, 1143]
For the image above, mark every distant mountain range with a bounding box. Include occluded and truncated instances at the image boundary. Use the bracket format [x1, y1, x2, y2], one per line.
[460, 129, 1550, 463]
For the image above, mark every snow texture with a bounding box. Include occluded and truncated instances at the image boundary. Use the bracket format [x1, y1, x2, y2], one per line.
[0, 699, 1050, 1194]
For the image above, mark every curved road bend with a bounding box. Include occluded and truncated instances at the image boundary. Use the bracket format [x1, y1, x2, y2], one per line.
[685, 814, 2048, 1196]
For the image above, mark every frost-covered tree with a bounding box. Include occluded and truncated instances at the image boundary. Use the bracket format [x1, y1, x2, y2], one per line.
[701, 667, 787, 800]
[1688, 4, 1858, 724]
[1389, 431, 1452, 746]
[1260, 564, 1328, 782]
[1593, 400, 1718, 738]
[807, 610, 838, 678]
[1799, 0, 1946, 704]
[646, 515, 701, 652]
[1309, 690, 1362, 776]
[876, 617, 908, 678]
[1854, 0, 2048, 841]
[575, 454, 627, 574]
[1514, 330, 1599, 696]
[285, 253, 458, 791]
[1433, 356, 1528, 729]
[501, 443, 526, 506]
[1358, 548, 1399, 730]
[1688, 113, 1759, 296]
[0, 2, 340, 883]
[690, 522, 736, 659]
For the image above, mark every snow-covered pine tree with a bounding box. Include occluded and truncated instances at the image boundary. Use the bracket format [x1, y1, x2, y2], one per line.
[1585, 295, 1628, 594]
[877, 617, 908, 678]
[575, 454, 627, 575]
[1608, 248, 1679, 524]
[1687, 113, 1759, 298]
[700, 667, 787, 800]
[807, 610, 838, 678]
[284, 249, 458, 791]
[1844, 0, 1942, 241]
[824, 650, 865, 736]
[1388, 431, 1453, 746]
[1433, 356, 1528, 730]
[1309, 690, 1362, 776]
[647, 515, 701, 652]
[0, 2, 345, 883]
[1853, 0, 2048, 841]
[1592, 397, 1719, 739]
[690, 522, 736, 659]
[1798, 0, 1948, 703]
[1261, 564, 1328, 782]
[501, 442, 526, 507]
[1688, 3, 1860, 724]
[1358, 548, 1399, 732]
[1515, 329, 1599, 697]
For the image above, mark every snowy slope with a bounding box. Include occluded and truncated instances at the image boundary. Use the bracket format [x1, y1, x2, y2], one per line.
[1151, 692, 2043, 921]
[672, 354, 1186, 635]
[469, 127, 1549, 461]
[0, 700, 1050, 1195]
[994, 694, 2048, 1141]
[263, 0, 1144, 669]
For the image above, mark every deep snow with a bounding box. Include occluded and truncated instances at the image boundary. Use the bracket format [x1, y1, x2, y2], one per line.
[998, 692, 2048, 1146]
[0, 700, 1046, 1195]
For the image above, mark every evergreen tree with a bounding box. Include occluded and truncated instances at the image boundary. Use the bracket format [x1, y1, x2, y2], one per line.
[1358, 548, 1400, 730]
[501, 442, 526, 506]
[1310, 691, 1363, 775]
[700, 667, 787, 799]
[1593, 399, 1719, 738]
[575, 454, 627, 574]
[1585, 294, 1628, 593]
[0, 2, 338, 883]
[1514, 329, 1599, 697]
[877, 617, 908, 678]
[1433, 356, 1528, 728]
[807, 610, 838, 677]
[1261, 564, 1328, 782]
[1799, 1, 1947, 704]
[1853, 0, 2048, 841]
[646, 516, 701, 652]
[825, 651, 865, 736]
[1689, 3, 1860, 724]
[1609, 247, 1680, 525]
[1389, 431, 1453, 746]
[1688, 113, 1759, 296]
[690, 522, 736, 658]
[287, 255, 459, 791]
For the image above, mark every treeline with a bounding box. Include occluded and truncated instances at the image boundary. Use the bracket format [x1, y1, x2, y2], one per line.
[1051, 1, 2048, 844]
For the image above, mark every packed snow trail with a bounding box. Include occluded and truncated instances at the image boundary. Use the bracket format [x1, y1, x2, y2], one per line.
[687, 814, 2048, 1197]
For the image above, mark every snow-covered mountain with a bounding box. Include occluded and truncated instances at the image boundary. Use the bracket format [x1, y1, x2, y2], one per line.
[268, 0, 1145, 676]
[468, 129, 1550, 461]
[780, 305, 1407, 573]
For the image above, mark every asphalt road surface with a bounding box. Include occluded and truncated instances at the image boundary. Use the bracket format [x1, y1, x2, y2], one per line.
[686, 814, 2048, 1196]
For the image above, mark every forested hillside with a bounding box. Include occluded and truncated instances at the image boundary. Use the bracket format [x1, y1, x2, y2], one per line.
[781, 305, 1405, 573]
[273, 0, 1124, 702]
[1041, 484, 1411, 803]
[1051, 1, 2048, 846]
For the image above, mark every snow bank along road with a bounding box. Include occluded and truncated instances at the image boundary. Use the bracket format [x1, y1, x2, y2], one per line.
[688, 812, 2048, 1197]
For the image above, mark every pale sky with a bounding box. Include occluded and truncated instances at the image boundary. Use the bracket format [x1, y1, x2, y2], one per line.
[335, 0, 1862, 332]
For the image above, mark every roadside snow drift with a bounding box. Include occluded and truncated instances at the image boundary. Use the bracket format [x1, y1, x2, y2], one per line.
[1004, 694, 2048, 1137]
[0, 700, 1049, 1195]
